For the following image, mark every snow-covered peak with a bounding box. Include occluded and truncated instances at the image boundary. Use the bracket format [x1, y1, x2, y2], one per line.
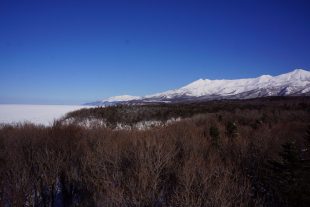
[87, 69, 310, 105]
[274, 69, 310, 82]
[102, 95, 142, 103]
[291, 68, 309, 75]
[146, 69, 310, 99]
[257, 74, 273, 81]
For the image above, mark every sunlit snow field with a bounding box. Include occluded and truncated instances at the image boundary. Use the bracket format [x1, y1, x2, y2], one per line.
[0, 105, 88, 125]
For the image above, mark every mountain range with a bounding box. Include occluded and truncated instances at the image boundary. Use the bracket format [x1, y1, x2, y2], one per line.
[86, 69, 310, 106]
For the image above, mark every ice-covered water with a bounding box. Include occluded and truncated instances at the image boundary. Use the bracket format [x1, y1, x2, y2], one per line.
[0, 104, 87, 125]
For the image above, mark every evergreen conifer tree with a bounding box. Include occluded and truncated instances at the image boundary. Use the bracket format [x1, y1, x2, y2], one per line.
[209, 125, 220, 147]
[268, 139, 310, 207]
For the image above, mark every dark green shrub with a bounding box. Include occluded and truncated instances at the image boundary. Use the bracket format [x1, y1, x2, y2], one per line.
[268, 141, 310, 207]
[226, 121, 238, 139]
[209, 125, 220, 147]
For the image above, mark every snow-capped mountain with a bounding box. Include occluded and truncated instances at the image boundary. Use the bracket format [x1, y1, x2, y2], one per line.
[85, 95, 141, 106]
[87, 69, 310, 105]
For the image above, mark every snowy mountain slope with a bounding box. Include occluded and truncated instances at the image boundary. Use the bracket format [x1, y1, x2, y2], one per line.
[87, 69, 310, 105]
[86, 95, 141, 106]
[102, 95, 142, 102]
[146, 69, 310, 99]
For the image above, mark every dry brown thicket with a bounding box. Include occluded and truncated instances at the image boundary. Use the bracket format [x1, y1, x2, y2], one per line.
[0, 97, 310, 206]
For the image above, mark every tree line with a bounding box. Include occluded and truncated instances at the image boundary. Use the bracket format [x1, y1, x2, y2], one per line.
[0, 97, 310, 206]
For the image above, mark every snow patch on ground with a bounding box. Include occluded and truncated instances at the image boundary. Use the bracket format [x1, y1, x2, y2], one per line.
[63, 117, 182, 130]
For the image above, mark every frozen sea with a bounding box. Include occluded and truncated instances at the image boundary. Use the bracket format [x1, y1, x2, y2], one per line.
[0, 104, 88, 126]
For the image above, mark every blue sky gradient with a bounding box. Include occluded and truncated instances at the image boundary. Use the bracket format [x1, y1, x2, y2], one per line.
[0, 0, 309, 104]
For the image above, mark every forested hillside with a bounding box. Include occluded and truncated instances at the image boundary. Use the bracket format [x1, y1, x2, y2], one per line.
[0, 97, 310, 206]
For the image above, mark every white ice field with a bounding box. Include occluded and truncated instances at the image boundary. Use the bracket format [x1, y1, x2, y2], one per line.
[0, 104, 88, 126]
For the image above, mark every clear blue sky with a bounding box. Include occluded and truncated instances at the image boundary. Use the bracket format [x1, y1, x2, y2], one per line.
[0, 0, 309, 104]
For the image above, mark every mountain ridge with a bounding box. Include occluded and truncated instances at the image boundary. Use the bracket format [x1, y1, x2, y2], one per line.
[86, 69, 310, 106]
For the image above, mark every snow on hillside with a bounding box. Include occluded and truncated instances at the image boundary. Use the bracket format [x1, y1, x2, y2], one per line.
[85, 95, 141, 105]
[0, 105, 88, 126]
[148, 69, 310, 98]
[102, 95, 142, 102]
[87, 69, 310, 106]
[88, 69, 310, 105]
